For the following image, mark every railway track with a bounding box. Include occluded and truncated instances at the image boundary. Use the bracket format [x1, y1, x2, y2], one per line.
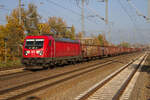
[0, 53, 140, 100]
[0, 60, 107, 81]
[0, 54, 132, 81]
[0, 56, 119, 81]
[0, 70, 33, 81]
[0, 53, 138, 81]
[0, 61, 115, 100]
[75, 53, 147, 100]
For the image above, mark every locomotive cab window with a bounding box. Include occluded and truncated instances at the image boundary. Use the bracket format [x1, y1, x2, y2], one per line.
[25, 39, 44, 49]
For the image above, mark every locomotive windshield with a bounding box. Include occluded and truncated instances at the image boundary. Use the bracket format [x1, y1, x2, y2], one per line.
[25, 39, 44, 49]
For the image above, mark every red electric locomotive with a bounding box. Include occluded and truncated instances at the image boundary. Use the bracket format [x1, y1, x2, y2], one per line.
[22, 35, 82, 69]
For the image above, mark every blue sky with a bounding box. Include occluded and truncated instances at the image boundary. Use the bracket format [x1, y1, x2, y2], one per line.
[0, 0, 150, 44]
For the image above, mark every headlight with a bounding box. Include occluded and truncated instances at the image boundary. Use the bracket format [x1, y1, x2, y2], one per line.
[36, 50, 40, 54]
[25, 51, 27, 55]
[24, 51, 30, 55]
[39, 51, 43, 55]
[36, 50, 43, 55]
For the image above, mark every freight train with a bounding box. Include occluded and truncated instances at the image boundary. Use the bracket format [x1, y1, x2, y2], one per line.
[22, 35, 141, 69]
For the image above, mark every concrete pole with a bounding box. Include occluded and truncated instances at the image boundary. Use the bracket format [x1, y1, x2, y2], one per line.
[148, 0, 150, 18]
[105, 0, 108, 24]
[105, 0, 111, 44]
[19, 0, 21, 25]
[81, 0, 85, 37]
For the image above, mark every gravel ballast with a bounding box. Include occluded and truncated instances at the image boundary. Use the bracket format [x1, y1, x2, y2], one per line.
[129, 53, 150, 100]
[0, 53, 143, 100]
[21, 53, 142, 100]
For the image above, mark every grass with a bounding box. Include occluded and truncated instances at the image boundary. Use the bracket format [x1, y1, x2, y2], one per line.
[0, 58, 22, 69]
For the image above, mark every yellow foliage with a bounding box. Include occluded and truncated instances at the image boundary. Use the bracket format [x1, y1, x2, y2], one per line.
[97, 34, 109, 46]
[119, 42, 130, 47]
[48, 17, 67, 37]
[38, 23, 51, 34]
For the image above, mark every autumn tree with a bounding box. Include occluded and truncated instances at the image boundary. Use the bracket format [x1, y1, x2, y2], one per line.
[24, 3, 40, 35]
[2, 8, 26, 60]
[0, 25, 7, 61]
[70, 25, 76, 40]
[45, 17, 76, 39]
[119, 42, 130, 47]
[38, 23, 51, 34]
[97, 34, 109, 46]
[47, 17, 67, 38]
[0, 3, 40, 62]
[97, 34, 104, 46]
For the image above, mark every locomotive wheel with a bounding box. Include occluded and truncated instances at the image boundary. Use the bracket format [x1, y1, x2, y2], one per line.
[43, 66, 48, 69]
[43, 64, 49, 69]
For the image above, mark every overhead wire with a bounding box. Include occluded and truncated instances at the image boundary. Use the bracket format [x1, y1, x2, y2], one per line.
[46, 0, 81, 16]
[125, 0, 149, 43]
[86, 5, 105, 21]
[46, 0, 106, 34]
[118, 0, 139, 31]
[118, 0, 148, 44]
[117, 0, 140, 43]
[39, 2, 79, 23]
[46, 0, 102, 26]
[126, 0, 149, 20]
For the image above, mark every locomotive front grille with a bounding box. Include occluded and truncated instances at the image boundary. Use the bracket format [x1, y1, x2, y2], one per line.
[22, 58, 45, 65]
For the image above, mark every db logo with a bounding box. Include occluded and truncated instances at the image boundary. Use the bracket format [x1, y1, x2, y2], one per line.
[31, 51, 35, 53]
